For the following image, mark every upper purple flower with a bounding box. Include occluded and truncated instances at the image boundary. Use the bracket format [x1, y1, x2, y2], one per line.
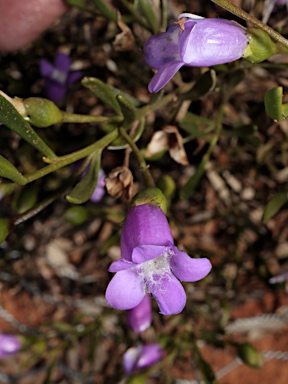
[123, 344, 163, 374]
[105, 204, 212, 315]
[0, 334, 22, 358]
[144, 14, 248, 93]
[40, 53, 82, 103]
[127, 294, 152, 333]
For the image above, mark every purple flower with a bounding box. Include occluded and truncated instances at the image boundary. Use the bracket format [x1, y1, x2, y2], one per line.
[127, 294, 152, 333]
[0, 334, 21, 358]
[90, 168, 106, 203]
[144, 14, 248, 93]
[105, 204, 212, 315]
[123, 344, 163, 374]
[40, 53, 82, 103]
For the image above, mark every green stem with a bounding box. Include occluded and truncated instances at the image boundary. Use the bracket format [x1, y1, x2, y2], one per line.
[137, 92, 176, 119]
[118, 127, 155, 188]
[23, 130, 118, 184]
[180, 103, 224, 199]
[61, 112, 123, 124]
[212, 0, 288, 49]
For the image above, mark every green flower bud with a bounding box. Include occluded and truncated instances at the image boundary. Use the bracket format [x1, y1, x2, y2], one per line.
[157, 175, 176, 199]
[23, 97, 63, 128]
[130, 187, 167, 213]
[243, 28, 278, 63]
[237, 342, 264, 368]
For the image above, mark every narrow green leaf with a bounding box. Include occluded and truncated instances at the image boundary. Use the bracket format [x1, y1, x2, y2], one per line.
[66, 152, 102, 204]
[0, 218, 11, 243]
[262, 185, 288, 222]
[180, 157, 207, 200]
[82, 77, 121, 113]
[0, 95, 57, 160]
[89, 0, 118, 21]
[183, 70, 217, 101]
[0, 155, 26, 185]
[138, 0, 158, 34]
[109, 117, 144, 149]
[116, 94, 137, 128]
[264, 86, 283, 121]
[15, 184, 39, 214]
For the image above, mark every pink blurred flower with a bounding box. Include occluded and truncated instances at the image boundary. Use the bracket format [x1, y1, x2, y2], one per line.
[0, 334, 21, 358]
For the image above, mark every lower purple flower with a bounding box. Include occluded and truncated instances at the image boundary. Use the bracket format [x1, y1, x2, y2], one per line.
[0, 334, 22, 358]
[123, 344, 163, 374]
[105, 204, 212, 315]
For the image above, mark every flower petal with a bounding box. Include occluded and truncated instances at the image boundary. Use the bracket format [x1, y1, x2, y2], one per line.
[144, 24, 180, 70]
[67, 70, 82, 86]
[146, 273, 186, 315]
[121, 204, 174, 262]
[126, 295, 152, 333]
[54, 52, 71, 72]
[108, 259, 136, 272]
[123, 346, 142, 374]
[44, 81, 67, 104]
[132, 244, 170, 264]
[170, 248, 212, 282]
[137, 344, 163, 369]
[39, 59, 54, 77]
[148, 61, 184, 93]
[180, 19, 247, 67]
[106, 269, 145, 310]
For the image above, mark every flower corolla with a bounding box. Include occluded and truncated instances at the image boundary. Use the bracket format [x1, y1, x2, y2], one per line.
[40, 53, 82, 103]
[144, 13, 248, 93]
[0, 334, 22, 358]
[123, 344, 163, 374]
[105, 204, 212, 315]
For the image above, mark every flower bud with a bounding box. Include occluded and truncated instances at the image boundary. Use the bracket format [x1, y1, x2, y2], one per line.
[243, 28, 278, 63]
[237, 342, 264, 368]
[105, 166, 133, 200]
[123, 344, 163, 374]
[129, 187, 167, 213]
[127, 295, 152, 333]
[23, 97, 63, 127]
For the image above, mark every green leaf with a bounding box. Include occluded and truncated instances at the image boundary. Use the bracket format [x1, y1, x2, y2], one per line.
[109, 117, 144, 150]
[15, 184, 39, 214]
[82, 77, 121, 113]
[138, 0, 158, 34]
[117, 94, 137, 128]
[89, 0, 118, 21]
[180, 158, 207, 200]
[264, 87, 283, 121]
[262, 184, 288, 223]
[0, 155, 26, 185]
[66, 152, 102, 204]
[183, 70, 217, 101]
[237, 342, 263, 368]
[179, 112, 214, 137]
[0, 95, 57, 160]
[0, 218, 11, 243]
[64, 206, 89, 225]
